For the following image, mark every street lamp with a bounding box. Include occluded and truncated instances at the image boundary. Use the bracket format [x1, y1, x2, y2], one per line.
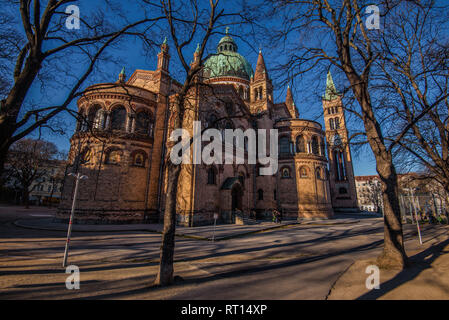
[62, 172, 88, 268]
[405, 187, 423, 245]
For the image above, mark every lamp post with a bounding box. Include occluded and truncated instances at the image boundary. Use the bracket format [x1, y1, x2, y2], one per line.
[409, 187, 423, 245]
[62, 172, 88, 268]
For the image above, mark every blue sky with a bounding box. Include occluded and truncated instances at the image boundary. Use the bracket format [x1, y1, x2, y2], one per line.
[22, 0, 377, 176]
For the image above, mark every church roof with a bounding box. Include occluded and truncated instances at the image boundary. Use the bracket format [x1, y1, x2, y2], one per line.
[204, 31, 254, 81]
[253, 51, 268, 81]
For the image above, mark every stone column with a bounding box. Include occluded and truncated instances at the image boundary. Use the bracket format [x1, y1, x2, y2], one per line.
[104, 112, 111, 129]
[131, 116, 136, 133]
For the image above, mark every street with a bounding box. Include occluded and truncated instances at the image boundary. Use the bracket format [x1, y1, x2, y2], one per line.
[0, 205, 448, 299]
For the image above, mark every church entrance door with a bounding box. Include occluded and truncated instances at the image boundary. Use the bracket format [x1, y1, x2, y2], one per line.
[231, 184, 243, 223]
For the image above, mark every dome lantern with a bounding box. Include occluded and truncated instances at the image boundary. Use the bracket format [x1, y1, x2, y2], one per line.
[204, 30, 254, 81]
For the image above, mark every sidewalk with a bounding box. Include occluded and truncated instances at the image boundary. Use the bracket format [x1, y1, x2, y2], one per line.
[14, 216, 360, 241]
[328, 225, 449, 299]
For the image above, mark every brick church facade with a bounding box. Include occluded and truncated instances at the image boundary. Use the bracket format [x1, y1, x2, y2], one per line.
[57, 32, 358, 226]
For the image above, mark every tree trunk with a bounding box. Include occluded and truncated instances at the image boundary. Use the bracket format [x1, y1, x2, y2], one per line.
[154, 163, 181, 286]
[344, 71, 408, 269]
[375, 158, 409, 268]
[23, 189, 30, 209]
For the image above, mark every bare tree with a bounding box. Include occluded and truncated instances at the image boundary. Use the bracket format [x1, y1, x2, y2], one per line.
[4, 138, 58, 208]
[149, 0, 255, 286]
[261, 0, 416, 268]
[0, 0, 164, 177]
[373, 1, 449, 194]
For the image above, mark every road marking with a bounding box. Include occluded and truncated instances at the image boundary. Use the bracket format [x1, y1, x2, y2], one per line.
[30, 214, 53, 217]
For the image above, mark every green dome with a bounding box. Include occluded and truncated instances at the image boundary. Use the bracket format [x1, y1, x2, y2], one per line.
[203, 34, 254, 81]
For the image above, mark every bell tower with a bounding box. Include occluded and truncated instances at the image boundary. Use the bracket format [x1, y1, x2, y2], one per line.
[249, 50, 273, 114]
[322, 71, 358, 212]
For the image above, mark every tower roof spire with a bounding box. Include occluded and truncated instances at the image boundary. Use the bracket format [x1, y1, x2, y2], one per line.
[285, 85, 298, 118]
[254, 51, 268, 81]
[324, 70, 340, 100]
[286, 85, 293, 105]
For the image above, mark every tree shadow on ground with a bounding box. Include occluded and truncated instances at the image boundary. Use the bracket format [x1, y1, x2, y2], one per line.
[356, 237, 449, 300]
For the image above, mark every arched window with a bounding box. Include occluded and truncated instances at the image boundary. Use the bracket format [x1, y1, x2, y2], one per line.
[207, 167, 217, 185]
[334, 117, 340, 129]
[299, 166, 309, 178]
[110, 106, 127, 131]
[279, 136, 290, 155]
[296, 135, 306, 153]
[135, 111, 152, 136]
[257, 189, 264, 200]
[258, 87, 263, 99]
[281, 167, 291, 178]
[88, 105, 103, 130]
[105, 149, 121, 164]
[134, 153, 145, 167]
[329, 118, 335, 130]
[311, 136, 319, 155]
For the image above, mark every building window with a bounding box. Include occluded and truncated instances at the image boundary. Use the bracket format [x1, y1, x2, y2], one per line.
[299, 166, 309, 178]
[311, 136, 319, 155]
[134, 153, 145, 167]
[257, 189, 264, 200]
[135, 111, 153, 136]
[334, 117, 340, 129]
[296, 135, 306, 153]
[207, 167, 216, 185]
[88, 105, 103, 130]
[110, 106, 127, 131]
[329, 118, 335, 130]
[279, 136, 290, 155]
[281, 167, 291, 178]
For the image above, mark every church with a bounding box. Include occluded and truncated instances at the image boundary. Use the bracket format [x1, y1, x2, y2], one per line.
[57, 31, 358, 226]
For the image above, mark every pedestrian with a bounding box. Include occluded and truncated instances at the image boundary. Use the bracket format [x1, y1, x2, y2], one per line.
[272, 209, 278, 223]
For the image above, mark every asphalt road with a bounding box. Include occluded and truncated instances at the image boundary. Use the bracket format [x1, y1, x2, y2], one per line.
[0, 205, 447, 299]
